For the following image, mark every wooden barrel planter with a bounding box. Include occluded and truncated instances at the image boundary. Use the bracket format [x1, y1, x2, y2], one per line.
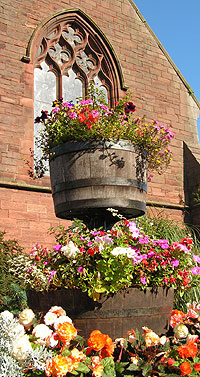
[27, 288, 174, 339]
[49, 140, 147, 228]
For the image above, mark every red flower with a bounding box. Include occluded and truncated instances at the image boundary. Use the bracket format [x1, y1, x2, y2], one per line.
[194, 364, 200, 372]
[180, 361, 192, 376]
[167, 358, 175, 366]
[177, 341, 197, 359]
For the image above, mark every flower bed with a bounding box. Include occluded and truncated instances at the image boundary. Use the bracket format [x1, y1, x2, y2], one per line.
[1, 302, 200, 376]
[8, 215, 200, 301]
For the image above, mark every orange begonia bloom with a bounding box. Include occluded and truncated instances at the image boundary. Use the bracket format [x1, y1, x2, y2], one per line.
[92, 363, 104, 377]
[57, 322, 77, 348]
[179, 361, 192, 376]
[87, 330, 114, 358]
[88, 330, 107, 351]
[45, 354, 73, 377]
[177, 341, 197, 359]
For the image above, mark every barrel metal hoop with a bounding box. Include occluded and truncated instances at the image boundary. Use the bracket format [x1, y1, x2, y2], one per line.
[55, 198, 146, 215]
[52, 177, 147, 194]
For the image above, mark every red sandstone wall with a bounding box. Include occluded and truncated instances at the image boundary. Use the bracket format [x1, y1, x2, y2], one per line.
[0, 0, 199, 250]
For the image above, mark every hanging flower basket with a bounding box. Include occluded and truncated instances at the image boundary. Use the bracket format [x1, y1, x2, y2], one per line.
[49, 140, 147, 228]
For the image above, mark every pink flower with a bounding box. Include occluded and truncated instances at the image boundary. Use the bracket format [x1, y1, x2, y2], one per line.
[191, 266, 200, 275]
[171, 259, 179, 268]
[52, 107, 60, 113]
[193, 255, 200, 264]
[141, 277, 147, 285]
[79, 99, 93, 106]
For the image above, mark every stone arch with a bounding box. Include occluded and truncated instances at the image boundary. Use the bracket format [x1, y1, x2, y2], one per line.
[24, 8, 127, 105]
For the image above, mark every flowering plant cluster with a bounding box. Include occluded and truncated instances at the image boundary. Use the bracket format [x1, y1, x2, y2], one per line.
[32, 85, 174, 178]
[9, 216, 200, 301]
[2, 303, 200, 377]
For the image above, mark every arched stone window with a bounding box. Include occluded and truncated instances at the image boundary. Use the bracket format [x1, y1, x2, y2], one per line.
[23, 9, 126, 175]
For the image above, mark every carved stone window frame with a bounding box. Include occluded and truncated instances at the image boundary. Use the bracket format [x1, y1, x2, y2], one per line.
[23, 8, 127, 105]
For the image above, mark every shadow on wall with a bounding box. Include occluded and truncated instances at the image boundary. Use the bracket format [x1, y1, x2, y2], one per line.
[183, 142, 200, 226]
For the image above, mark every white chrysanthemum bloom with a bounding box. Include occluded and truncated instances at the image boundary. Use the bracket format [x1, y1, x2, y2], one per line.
[53, 315, 73, 330]
[32, 324, 52, 340]
[61, 241, 79, 258]
[174, 323, 189, 339]
[0, 310, 14, 321]
[111, 247, 133, 257]
[19, 308, 35, 330]
[12, 334, 32, 362]
[44, 312, 57, 326]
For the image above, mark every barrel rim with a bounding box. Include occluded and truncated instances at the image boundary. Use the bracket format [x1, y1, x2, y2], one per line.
[49, 139, 146, 160]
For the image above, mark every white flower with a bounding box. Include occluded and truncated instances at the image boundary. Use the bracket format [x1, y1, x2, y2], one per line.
[49, 306, 66, 317]
[160, 336, 168, 345]
[111, 247, 133, 257]
[19, 308, 35, 330]
[44, 312, 57, 326]
[46, 332, 59, 348]
[174, 324, 189, 339]
[12, 334, 32, 362]
[0, 310, 14, 321]
[53, 315, 73, 330]
[32, 324, 52, 340]
[61, 241, 79, 258]
[142, 327, 160, 347]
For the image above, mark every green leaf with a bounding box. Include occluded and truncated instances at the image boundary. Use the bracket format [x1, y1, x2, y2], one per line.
[115, 361, 129, 374]
[75, 362, 90, 374]
[102, 357, 116, 377]
[126, 363, 139, 371]
[142, 363, 152, 376]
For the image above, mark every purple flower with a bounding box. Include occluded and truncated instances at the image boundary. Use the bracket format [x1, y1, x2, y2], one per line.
[78, 267, 84, 273]
[44, 261, 49, 266]
[54, 244, 62, 252]
[141, 277, 147, 285]
[138, 236, 149, 244]
[171, 259, 179, 268]
[193, 255, 200, 264]
[191, 267, 200, 275]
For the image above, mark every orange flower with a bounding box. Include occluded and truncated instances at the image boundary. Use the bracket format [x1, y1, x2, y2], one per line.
[180, 361, 192, 376]
[92, 363, 104, 377]
[177, 341, 197, 359]
[194, 363, 200, 372]
[101, 335, 114, 358]
[57, 322, 77, 348]
[70, 348, 86, 369]
[87, 330, 114, 358]
[169, 309, 185, 328]
[88, 330, 107, 351]
[45, 355, 73, 377]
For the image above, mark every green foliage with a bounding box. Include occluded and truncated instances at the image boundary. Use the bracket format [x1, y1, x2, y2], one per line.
[0, 231, 27, 313]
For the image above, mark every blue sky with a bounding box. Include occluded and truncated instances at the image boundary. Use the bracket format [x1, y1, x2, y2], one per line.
[132, 0, 200, 140]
